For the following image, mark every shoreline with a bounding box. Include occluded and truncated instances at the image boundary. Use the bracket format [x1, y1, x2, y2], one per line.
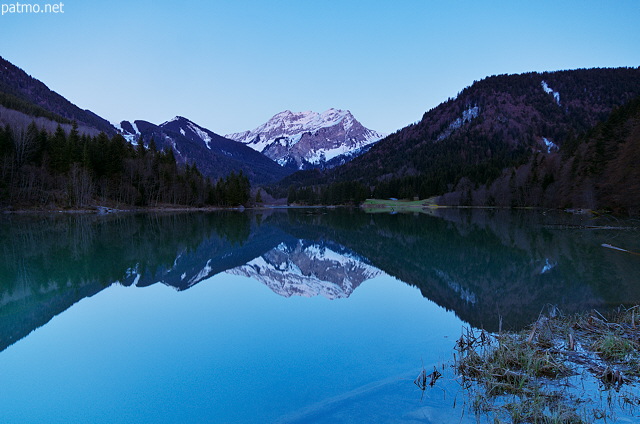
[0, 200, 628, 218]
[0, 203, 342, 215]
[450, 306, 640, 422]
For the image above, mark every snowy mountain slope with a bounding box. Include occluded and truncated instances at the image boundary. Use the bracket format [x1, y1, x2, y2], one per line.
[226, 108, 385, 170]
[116, 116, 292, 184]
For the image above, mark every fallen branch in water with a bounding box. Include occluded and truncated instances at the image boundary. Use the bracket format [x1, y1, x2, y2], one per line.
[602, 243, 640, 256]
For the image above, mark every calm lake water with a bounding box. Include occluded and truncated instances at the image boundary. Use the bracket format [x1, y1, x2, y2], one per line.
[1, 208, 639, 423]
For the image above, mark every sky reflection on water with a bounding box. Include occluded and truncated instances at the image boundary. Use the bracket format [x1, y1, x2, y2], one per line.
[1, 209, 639, 422]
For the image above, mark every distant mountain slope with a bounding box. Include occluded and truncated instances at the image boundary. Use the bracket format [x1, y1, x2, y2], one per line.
[0, 56, 291, 185]
[226, 108, 384, 170]
[0, 56, 116, 135]
[117, 116, 292, 184]
[327, 67, 640, 199]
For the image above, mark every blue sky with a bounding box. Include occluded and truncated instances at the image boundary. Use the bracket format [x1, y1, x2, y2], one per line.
[1, 0, 639, 134]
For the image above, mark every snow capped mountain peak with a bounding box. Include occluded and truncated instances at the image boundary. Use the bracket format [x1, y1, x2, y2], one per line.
[159, 116, 214, 149]
[160, 116, 183, 126]
[225, 108, 385, 170]
[253, 109, 353, 136]
[161, 116, 202, 128]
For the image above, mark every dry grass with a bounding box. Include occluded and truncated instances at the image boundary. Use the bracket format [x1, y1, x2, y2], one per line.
[451, 306, 640, 423]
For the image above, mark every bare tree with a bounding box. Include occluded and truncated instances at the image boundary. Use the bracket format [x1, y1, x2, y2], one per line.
[13, 122, 37, 167]
[69, 163, 93, 208]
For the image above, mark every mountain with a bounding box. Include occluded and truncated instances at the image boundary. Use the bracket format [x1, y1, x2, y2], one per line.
[226, 108, 385, 170]
[226, 239, 382, 299]
[0, 55, 290, 186]
[115, 116, 292, 184]
[324, 67, 640, 200]
[437, 93, 640, 214]
[277, 208, 640, 331]
[0, 56, 116, 135]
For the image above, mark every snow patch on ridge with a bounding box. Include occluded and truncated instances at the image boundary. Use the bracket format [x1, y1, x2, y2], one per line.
[434, 268, 477, 304]
[113, 120, 140, 144]
[542, 137, 558, 153]
[541, 258, 557, 274]
[307, 145, 350, 164]
[187, 122, 212, 149]
[541, 81, 561, 106]
[161, 116, 180, 126]
[436, 106, 479, 142]
[188, 259, 213, 287]
[112, 121, 124, 133]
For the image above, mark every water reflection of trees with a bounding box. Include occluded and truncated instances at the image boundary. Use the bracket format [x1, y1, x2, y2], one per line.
[0, 212, 253, 351]
[0, 213, 251, 292]
[280, 209, 640, 331]
[1, 209, 639, 351]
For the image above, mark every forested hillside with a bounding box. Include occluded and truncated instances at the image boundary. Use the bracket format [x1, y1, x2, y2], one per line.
[283, 67, 640, 206]
[0, 122, 250, 209]
[0, 57, 116, 135]
[439, 94, 640, 215]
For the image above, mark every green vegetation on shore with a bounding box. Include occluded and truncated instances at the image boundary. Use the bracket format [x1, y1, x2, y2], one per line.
[448, 306, 640, 423]
[360, 197, 439, 213]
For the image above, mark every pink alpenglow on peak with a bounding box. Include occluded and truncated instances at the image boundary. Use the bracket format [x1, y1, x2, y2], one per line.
[226, 109, 385, 170]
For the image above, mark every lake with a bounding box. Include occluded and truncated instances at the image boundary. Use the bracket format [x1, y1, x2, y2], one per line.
[1, 208, 639, 423]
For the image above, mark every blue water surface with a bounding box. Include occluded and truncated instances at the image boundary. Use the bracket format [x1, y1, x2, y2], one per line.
[2, 209, 639, 423]
[0, 272, 463, 423]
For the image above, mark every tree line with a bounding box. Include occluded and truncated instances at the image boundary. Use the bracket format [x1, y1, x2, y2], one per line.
[0, 122, 250, 208]
[287, 180, 370, 206]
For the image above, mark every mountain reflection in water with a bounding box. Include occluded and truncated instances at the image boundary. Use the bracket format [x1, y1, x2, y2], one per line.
[227, 240, 382, 299]
[1, 208, 639, 352]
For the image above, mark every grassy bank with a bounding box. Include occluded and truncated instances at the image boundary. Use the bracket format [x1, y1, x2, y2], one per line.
[447, 306, 640, 423]
[360, 197, 440, 213]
